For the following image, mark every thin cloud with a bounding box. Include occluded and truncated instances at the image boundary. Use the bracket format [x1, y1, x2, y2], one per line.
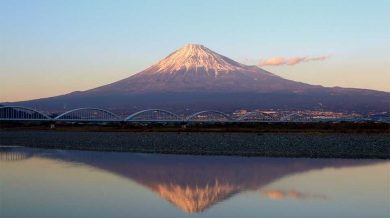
[258, 55, 329, 66]
[260, 190, 327, 200]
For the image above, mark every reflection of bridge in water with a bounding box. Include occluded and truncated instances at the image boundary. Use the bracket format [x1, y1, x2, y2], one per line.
[0, 147, 34, 161]
[0, 106, 364, 123]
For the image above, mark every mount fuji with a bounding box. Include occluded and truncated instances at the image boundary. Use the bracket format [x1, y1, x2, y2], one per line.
[6, 44, 390, 113]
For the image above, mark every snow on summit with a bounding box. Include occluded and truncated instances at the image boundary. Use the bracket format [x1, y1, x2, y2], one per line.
[150, 44, 248, 74]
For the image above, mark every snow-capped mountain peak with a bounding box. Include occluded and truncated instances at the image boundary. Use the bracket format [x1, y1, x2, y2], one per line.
[149, 44, 248, 74]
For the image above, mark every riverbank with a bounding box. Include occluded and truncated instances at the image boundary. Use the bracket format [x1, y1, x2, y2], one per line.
[1, 121, 389, 133]
[0, 130, 389, 159]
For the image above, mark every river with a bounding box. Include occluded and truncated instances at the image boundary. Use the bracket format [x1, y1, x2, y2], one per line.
[0, 146, 389, 218]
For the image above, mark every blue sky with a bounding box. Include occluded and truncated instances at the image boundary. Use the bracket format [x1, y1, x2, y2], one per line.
[1, 0, 389, 101]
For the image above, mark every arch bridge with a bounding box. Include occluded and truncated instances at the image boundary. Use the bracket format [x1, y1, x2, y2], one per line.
[0, 106, 348, 123]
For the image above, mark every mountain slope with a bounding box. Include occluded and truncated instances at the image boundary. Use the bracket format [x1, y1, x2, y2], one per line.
[5, 44, 390, 113]
[88, 44, 314, 93]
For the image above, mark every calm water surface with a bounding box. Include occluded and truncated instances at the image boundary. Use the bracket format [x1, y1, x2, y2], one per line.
[0, 146, 389, 218]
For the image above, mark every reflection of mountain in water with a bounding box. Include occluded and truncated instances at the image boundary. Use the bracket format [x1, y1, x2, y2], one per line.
[0, 147, 382, 213]
[154, 180, 238, 213]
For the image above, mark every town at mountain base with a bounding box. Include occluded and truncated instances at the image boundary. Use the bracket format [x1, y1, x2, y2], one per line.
[6, 44, 390, 113]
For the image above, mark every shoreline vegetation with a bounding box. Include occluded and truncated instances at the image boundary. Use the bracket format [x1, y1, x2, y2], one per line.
[1, 121, 389, 133]
[1, 122, 389, 159]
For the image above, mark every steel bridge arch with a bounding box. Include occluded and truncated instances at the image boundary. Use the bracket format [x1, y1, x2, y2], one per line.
[186, 110, 232, 121]
[125, 109, 181, 121]
[280, 112, 301, 122]
[280, 112, 317, 122]
[0, 106, 51, 120]
[236, 111, 276, 122]
[54, 108, 121, 121]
